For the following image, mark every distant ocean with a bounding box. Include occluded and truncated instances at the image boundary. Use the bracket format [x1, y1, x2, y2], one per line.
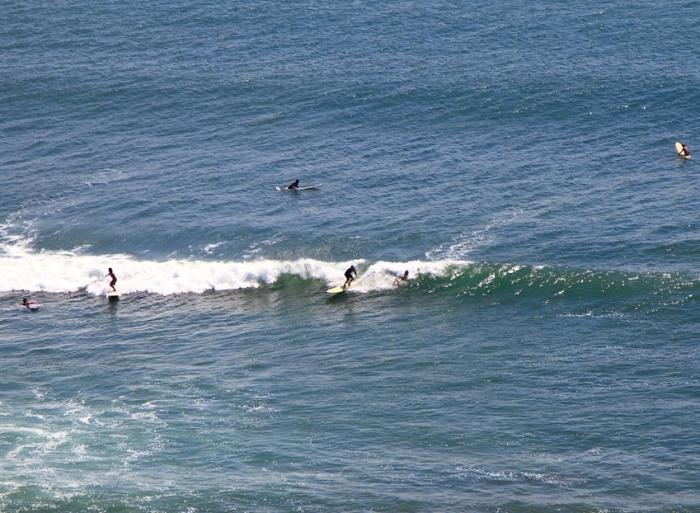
[2, 1, 700, 511]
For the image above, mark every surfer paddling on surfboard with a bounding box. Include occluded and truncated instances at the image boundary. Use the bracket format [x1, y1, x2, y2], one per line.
[276, 181, 321, 192]
[107, 268, 117, 292]
[21, 298, 40, 310]
[343, 265, 357, 289]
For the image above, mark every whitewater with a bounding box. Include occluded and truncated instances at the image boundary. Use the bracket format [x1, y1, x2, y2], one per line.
[3, 0, 700, 512]
[0, 248, 467, 296]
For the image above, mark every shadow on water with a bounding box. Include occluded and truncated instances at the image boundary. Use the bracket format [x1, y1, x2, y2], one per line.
[107, 295, 119, 315]
[326, 292, 349, 303]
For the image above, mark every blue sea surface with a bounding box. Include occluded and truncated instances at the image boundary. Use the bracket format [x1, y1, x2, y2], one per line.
[2, 1, 700, 512]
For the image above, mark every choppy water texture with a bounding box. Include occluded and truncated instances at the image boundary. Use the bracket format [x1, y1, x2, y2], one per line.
[2, 1, 700, 512]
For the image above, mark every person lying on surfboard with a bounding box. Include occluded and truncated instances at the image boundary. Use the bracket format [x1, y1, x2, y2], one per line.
[288, 179, 300, 190]
[21, 298, 39, 309]
[343, 265, 357, 289]
[107, 268, 117, 291]
[394, 270, 410, 286]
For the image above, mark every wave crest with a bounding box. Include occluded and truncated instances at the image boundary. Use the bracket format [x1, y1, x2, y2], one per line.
[1, 247, 695, 303]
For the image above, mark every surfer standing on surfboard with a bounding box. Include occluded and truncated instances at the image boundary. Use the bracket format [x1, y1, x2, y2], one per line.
[343, 265, 357, 289]
[107, 268, 117, 291]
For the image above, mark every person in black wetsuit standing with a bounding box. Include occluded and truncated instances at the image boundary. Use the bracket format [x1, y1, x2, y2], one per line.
[343, 265, 357, 289]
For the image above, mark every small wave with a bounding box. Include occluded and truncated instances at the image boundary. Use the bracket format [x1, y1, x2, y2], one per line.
[0, 425, 70, 458]
[0, 168, 133, 252]
[425, 208, 525, 260]
[0, 211, 36, 255]
[454, 465, 575, 487]
[201, 241, 225, 255]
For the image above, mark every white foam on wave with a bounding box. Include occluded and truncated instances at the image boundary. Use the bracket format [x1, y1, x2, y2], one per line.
[0, 245, 473, 296]
[0, 213, 36, 256]
[0, 425, 70, 459]
[201, 241, 225, 255]
[454, 465, 572, 487]
[0, 167, 134, 253]
[0, 246, 365, 295]
[349, 259, 470, 293]
[425, 208, 524, 260]
[0, 393, 180, 496]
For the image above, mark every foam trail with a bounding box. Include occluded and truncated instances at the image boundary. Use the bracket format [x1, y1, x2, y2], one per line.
[425, 208, 524, 260]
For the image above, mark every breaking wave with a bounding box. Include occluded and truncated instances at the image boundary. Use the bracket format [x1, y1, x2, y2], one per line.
[1, 245, 697, 305]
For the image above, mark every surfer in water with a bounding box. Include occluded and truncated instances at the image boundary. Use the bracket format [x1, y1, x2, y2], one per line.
[288, 179, 300, 190]
[680, 143, 691, 158]
[21, 298, 39, 309]
[343, 265, 357, 289]
[394, 270, 410, 286]
[107, 268, 117, 291]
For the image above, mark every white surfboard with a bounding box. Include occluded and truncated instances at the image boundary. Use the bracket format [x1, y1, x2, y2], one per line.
[107, 290, 120, 300]
[276, 184, 322, 192]
[676, 142, 691, 159]
[23, 303, 41, 311]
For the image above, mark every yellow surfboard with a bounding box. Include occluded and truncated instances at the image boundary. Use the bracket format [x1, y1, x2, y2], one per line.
[327, 286, 345, 294]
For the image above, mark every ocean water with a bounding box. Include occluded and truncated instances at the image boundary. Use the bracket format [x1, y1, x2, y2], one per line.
[2, 1, 700, 511]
